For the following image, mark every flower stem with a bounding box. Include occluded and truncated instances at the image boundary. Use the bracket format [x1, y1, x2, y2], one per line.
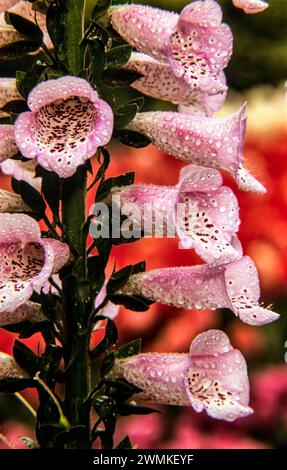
[61, 0, 92, 449]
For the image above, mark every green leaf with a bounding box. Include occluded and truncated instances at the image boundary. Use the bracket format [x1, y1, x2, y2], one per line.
[118, 403, 158, 416]
[96, 171, 135, 202]
[107, 261, 145, 294]
[116, 435, 132, 449]
[115, 339, 141, 359]
[114, 129, 151, 148]
[0, 40, 41, 60]
[41, 169, 61, 217]
[13, 340, 41, 376]
[106, 45, 132, 68]
[87, 41, 105, 84]
[103, 68, 143, 87]
[109, 294, 153, 312]
[92, 0, 112, 21]
[114, 102, 138, 130]
[5, 12, 43, 43]
[46, 4, 65, 58]
[12, 178, 46, 215]
[16, 65, 47, 99]
[0, 377, 34, 393]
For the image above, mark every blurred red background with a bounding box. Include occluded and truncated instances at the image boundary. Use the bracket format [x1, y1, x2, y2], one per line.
[1, 85, 287, 449]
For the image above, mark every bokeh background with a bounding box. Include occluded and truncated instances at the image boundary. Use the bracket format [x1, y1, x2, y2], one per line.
[1, 0, 287, 449]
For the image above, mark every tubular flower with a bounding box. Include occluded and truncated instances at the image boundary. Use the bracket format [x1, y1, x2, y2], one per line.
[117, 256, 279, 326]
[0, 189, 29, 213]
[109, 330, 253, 422]
[232, 0, 269, 14]
[14, 76, 114, 178]
[110, 1, 232, 92]
[0, 300, 45, 326]
[127, 105, 266, 194]
[0, 78, 22, 117]
[112, 165, 241, 265]
[0, 351, 26, 380]
[126, 53, 227, 116]
[0, 213, 69, 317]
[0, 125, 18, 162]
[0, 159, 41, 191]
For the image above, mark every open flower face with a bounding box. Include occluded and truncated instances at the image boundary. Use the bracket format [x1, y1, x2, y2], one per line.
[109, 330, 253, 422]
[127, 105, 266, 194]
[232, 0, 269, 14]
[111, 1, 232, 93]
[14, 76, 114, 178]
[0, 214, 69, 317]
[126, 53, 227, 116]
[118, 256, 279, 326]
[113, 165, 241, 265]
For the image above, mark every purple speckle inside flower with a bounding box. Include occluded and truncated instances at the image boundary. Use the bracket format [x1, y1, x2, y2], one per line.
[34, 96, 96, 165]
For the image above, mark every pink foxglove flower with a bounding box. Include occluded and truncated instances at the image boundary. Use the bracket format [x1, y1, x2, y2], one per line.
[126, 53, 227, 116]
[0, 213, 69, 317]
[0, 300, 45, 326]
[109, 329, 253, 422]
[118, 256, 279, 326]
[0, 189, 29, 213]
[0, 351, 26, 380]
[14, 76, 114, 178]
[0, 125, 18, 162]
[0, 78, 22, 117]
[127, 105, 266, 194]
[0, 159, 41, 191]
[111, 1, 232, 92]
[112, 165, 240, 265]
[232, 0, 269, 14]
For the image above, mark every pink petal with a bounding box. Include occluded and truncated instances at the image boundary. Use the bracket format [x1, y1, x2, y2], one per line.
[0, 159, 41, 191]
[0, 78, 21, 117]
[14, 76, 113, 178]
[0, 214, 68, 315]
[0, 18, 23, 47]
[233, 0, 269, 14]
[45, 239, 70, 274]
[0, 300, 45, 326]
[126, 53, 226, 116]
[120, 257, 279, 326]
[168, 1, 232, 91]
[178, 72, 227, 117]
[178, 164, 223, 192]
[0, 189, 29, 212]
[0, 125, 18, 162]
[110, 5, 178, 60]
[177, 169, 240, 264]
[119, 264, 228, 311]
[128, 105, 265, 193]
[0, 352, 26, 380]
[224, 256, 280, 325]
[109, 352, 191, 405]
[185, 329, 252, 421]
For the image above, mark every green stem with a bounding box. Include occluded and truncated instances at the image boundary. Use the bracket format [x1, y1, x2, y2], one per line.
[63, 0, 86, 75]
[61, 0, 92, 449]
